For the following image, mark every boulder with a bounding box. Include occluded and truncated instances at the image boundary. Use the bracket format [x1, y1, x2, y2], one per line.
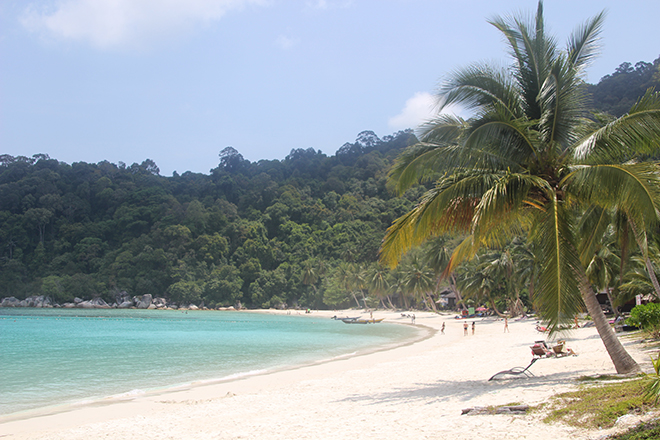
[0, 297, 21, 307]
[114, 290, 132, 305]
[117, 301, 134, 309]
[153, 297, 167, 308]
[134, 294, 153, 309]
[77, 301, 95, 308]
[73, 297, 83, 304]
[63, 302, 76, 308]
[188, 304, 199, 310]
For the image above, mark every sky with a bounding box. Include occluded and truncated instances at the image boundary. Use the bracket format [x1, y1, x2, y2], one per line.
[1, 0, 658, 176]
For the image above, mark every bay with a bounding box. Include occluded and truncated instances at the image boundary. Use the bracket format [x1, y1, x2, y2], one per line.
[0, 308, 418, 417]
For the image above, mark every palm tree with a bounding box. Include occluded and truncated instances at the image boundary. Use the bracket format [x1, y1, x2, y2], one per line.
[400, 256, 437, 311]
[380, 2, 660, 373]
[366, 263, 395, 309]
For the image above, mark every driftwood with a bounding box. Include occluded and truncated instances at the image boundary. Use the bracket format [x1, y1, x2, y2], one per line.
[461, 405, 529, 415]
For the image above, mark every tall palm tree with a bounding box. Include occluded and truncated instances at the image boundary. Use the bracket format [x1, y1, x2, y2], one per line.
[380, 2, 660, 373]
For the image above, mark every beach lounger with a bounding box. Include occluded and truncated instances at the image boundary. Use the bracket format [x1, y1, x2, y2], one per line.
[552, 340, 577, 357]
[530, 342, 554, 358]
[488, 358, 538, 381]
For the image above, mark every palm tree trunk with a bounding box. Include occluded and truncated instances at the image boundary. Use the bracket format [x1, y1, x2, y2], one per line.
[605, 287, 620, 317]
[450, 274, 467, 311]
[350, 291, 361, 308]
[426, 291, 438, 312]
[487, 293, 506, 317]
[628, 218, 660, 299]
[578, 272, 641, 374]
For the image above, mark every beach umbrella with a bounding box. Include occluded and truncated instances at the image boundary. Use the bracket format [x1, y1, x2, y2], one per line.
[476, 307, 487, 312]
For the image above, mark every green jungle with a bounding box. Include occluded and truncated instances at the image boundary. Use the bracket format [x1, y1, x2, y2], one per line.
[1, 55, 659, 312]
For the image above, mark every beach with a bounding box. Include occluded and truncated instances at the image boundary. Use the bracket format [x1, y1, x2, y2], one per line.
[2, 310, 656, 440]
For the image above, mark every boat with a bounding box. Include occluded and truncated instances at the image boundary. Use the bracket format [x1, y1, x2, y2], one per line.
[342, 318, 384, 324]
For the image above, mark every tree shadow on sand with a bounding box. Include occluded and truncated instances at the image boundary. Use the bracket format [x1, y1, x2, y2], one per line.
[335, 369, 597, 406]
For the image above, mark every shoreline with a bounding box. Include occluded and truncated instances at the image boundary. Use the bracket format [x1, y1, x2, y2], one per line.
[2, 309, 656, 440]
[0, 309, 428, 424]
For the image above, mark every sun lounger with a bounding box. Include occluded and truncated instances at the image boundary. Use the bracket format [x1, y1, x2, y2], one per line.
[530, 342, 554, 358]
[489, 358, 538, 381]
[552, 340, 577, 357]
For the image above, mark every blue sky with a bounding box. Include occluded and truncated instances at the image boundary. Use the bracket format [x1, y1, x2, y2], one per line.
[1, 0, 658, 176]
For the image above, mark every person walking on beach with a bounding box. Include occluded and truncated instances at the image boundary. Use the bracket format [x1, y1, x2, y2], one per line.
[441, 322, 445, 334]
[463, 322, 468, 336]
[471, 321, 475, 335]
[504, 317, 509, 333]
[411, 314, 416, 324]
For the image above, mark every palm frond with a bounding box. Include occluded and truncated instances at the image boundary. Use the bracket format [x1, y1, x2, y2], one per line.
[529, 193, 584, 331]
[573, 89, 660, 162]
[565, 163, 660, 232]
[438, 63, 521, 118]
[566, 10, 605, 71]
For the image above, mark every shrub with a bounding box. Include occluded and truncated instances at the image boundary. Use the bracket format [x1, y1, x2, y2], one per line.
[627, 303, 660, 329]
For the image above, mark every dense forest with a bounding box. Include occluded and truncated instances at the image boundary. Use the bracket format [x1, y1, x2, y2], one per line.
[1, 55, 658, 310]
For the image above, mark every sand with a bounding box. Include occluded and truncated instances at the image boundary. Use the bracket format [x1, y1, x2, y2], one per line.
[1, 310, 657, 440]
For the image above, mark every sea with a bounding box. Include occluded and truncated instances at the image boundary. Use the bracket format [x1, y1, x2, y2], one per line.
[0, 308, 419, 417]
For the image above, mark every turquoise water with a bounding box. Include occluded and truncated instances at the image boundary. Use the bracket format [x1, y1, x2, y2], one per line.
[0, 309, 417, 417]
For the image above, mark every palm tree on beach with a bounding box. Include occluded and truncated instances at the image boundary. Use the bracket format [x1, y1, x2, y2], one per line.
[380, 2, 660, 373]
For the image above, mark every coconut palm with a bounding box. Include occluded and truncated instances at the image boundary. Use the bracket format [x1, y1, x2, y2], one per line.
[400, 256, 437, 311]
[366, 263, 395, 309]
[380, 2, 660, 373]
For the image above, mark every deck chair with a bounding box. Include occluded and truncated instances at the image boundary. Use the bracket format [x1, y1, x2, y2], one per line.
[530, 342, 554, 358]
[552, 340, 577, 357]
[489, 358, 538, 381]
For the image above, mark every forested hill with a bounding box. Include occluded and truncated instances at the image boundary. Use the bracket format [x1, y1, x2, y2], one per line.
[0, 130, 420, 309]
[588, 55, 660, 117]
[2, 56, 658, 311]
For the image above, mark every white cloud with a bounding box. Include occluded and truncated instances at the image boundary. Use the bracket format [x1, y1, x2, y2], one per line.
[305, 0, 353, 10]
[388, 92, 436, 131]
[275, 34, 298, 50]
[21, 0, 267, 49]
[389, 92, 467, 131]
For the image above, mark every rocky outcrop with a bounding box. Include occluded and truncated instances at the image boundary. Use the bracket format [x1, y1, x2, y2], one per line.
[114, 290, 132, 306]
[134, 294, 153, 309]
[76, 297, 111, 309]
[117, 300, 134, 308]
[0, 297, 21, 307]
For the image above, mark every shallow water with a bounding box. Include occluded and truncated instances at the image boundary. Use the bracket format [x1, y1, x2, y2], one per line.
[0, 309, 417, 416]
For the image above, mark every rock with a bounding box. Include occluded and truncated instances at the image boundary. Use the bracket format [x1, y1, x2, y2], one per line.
[74, 297, 83, 304]
[188, 304, 199, 310]
[25, 295, 53, 308]
[153, 297, 167, 308]
[63, 302, 76, 308]
[114, 290, 131, 305]
[76, 297, 110, 309]
[19, 300, 28, 307]
[147, 304, 157, 309]
[0, 297, 21, 307]
[134, 294, 153, 309]
[118, 301, 134, 309]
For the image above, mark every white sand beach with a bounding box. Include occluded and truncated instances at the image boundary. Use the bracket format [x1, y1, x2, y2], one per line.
[2, 310, 657, 440]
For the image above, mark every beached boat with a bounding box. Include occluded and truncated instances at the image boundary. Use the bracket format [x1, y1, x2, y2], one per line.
[342, 318, 384, 324]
